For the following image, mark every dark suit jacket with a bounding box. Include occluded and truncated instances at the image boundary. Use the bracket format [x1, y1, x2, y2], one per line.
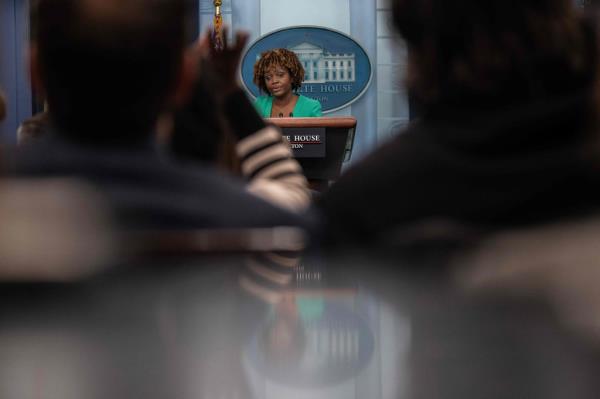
[12, 134, 310, 232]
[319, 91, 600, 246]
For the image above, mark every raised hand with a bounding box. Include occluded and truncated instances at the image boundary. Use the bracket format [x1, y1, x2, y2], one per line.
[197, 26, 250, 98]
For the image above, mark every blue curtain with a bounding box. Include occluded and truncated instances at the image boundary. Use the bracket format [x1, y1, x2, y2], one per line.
[0, 0, 32, 142]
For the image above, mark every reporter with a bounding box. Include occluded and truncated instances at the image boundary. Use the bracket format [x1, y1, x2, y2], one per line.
[320, 0, 600, 246]
[15, 0, 307, 232]
[170, 30, 311, 212]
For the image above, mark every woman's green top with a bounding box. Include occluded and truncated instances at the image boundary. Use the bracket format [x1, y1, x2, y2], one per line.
[254, 94, 323, 118]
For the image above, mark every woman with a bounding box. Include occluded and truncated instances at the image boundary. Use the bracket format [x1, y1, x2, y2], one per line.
[253, 48, 322, 118]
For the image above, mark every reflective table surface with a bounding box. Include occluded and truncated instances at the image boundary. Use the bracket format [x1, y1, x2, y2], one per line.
[0, 252, 598, 399]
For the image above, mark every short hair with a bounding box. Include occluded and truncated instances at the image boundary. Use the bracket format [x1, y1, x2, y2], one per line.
[392, 0, 597, 108]
[253, 49, 305, 94]
[31, 0, 189, 144]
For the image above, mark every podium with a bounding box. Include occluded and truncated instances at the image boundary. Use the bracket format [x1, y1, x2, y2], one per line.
[267, 117, 357, 191]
